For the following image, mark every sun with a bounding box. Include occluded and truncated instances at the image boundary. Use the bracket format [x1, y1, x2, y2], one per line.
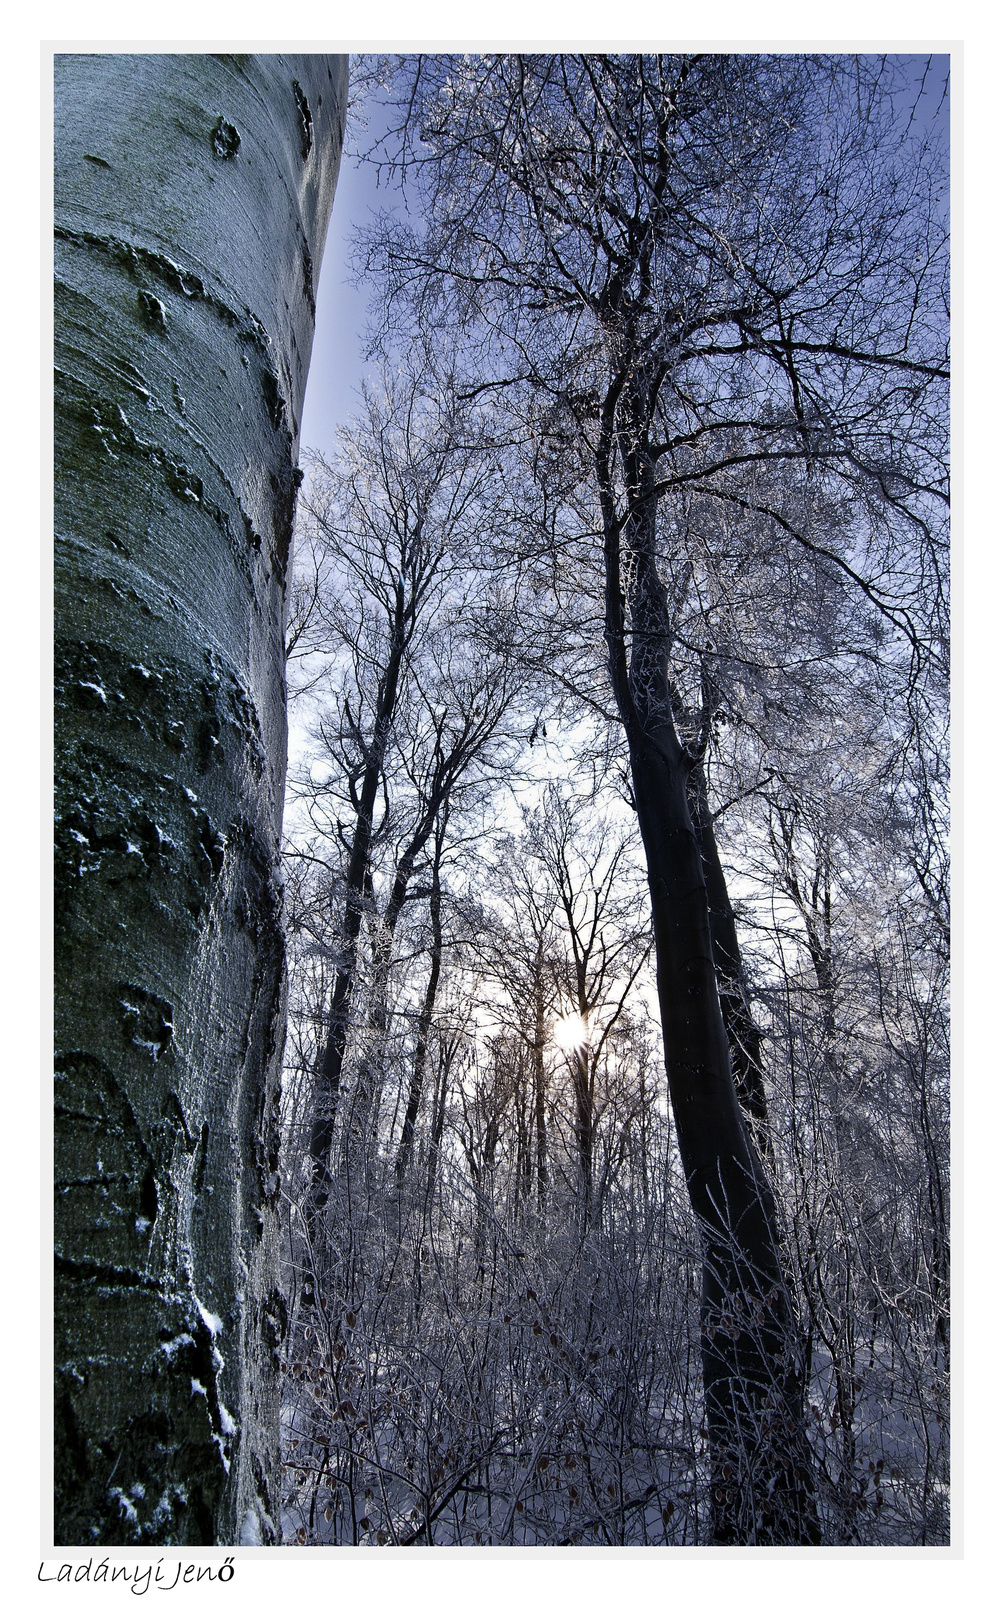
[553, 1010, 589, 1052]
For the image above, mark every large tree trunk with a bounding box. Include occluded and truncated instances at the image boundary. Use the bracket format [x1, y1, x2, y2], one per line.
[54, 52, 345, 1545]
[601, 386, 819, 1544]
[688, 763, 772, 1152]
[629, 733, 818, 1542]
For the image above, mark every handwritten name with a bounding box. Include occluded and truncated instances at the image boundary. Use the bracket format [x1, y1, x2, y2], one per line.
[38, 1559, 234, 1594]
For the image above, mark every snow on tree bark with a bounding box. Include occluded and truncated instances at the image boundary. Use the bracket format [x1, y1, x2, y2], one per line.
[53, 52, 345, 1545]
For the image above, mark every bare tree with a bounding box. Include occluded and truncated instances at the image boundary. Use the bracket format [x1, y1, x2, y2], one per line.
[283, 370, 518, 1214]
[519, 788, 652, 1231]
[355, 52, 947, 1541]
[270, 52, 948, 1547]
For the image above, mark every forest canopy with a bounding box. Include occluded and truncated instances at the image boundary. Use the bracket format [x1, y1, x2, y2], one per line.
[276, 52, 948, 1547]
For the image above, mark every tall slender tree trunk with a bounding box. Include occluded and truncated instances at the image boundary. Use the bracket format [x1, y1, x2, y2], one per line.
[307, 601, 410, 1209]
[570, 1042, 595, 1232]
[532, 974, 548, 1211]
[352, 795, 442, 1139]
[396, 824, 445, 1184]
[689, 763, 772, 1157]
[630, 738, 816, 1541]
[424, 1038, 453, 1207]
[599, 378, 819, 1544]
[54, 53, 345, 1544]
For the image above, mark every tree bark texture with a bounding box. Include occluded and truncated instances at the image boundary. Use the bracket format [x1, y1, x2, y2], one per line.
[54, 52, 345, 1545]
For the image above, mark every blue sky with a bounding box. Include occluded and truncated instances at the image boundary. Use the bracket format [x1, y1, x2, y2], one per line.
[299, 95, 405, 454]
[299, 53, 949, 459]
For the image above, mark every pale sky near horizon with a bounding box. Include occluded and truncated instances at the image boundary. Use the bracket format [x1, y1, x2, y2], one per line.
[298, 97, 406, 456]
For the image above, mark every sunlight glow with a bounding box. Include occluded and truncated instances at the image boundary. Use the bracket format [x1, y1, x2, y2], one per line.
[553, 1010, 589, 1053]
